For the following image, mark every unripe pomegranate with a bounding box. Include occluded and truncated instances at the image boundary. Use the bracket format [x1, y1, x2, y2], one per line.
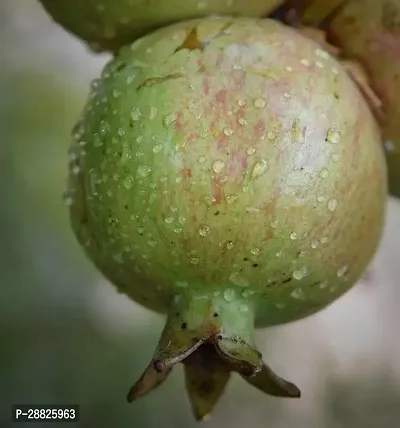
[65, 16, 387, 420]
[38, 0, 284, 52]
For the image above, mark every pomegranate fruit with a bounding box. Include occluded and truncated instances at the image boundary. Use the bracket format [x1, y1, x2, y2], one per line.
[65, 16, 387, 420]
[38, 0, 284, 52]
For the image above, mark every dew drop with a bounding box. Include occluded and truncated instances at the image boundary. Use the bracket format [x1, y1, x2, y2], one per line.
[152, 143, 163, 153]
[212, 160, 225, 173]
[251, 247, 260, 256]
[137, 226, 144, 234]
[253, 97, 266, 109]
[337, 263, 349, 278]
[300, 58, 310, 67]
[291, 288, 306, 299]
[189, 257, 199, 265]
[137, 165, 152, 177]
[229, 272, 250, 287]
[290, 232, 298, 240]
[203, 194, 217, 206]
[319, 168, 329, 178]
[326, 128, 341, 144]
[327, 198, 338, 212]
[164, 112, 178, 126]
[131, 107, 142, 121]
[165, 216, 174, 224]
[311, 240, 319, 249]
[224, 240, 234, 250]
[123, 176, 134, 189]
[320, 236, 329, 244]
[224, 288, 236, 302]
[251, 159, 268, 179]
[199, 225, 211, 236]
[150, 106, 158, 119]
[317, 195, 325, 203]
[238, 99, 246, 107]
[292, 266, 308, 280]
[147, 240, 157, 247]
[238, 118, 247, 126]
[198, 155, 206, 163]
[225, 194, 238, 204]
[223, 127, 233, 136]
[319, 280, 329, 289]
[267, 131, 276, 140]
[246, 147, 256, 155]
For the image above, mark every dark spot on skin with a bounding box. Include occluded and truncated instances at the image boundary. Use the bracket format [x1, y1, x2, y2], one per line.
[217, 335, 223, 340]
[297, 251, 302, 256]
[283, 277, 293, 283]
[334, 92, 340, 100]
[252, 263, 259, 268]
[232, 338, 238, 343]
[239, 268, 243, 272]
[137, 73, 185, 91]
[214, 211, 220, 216]
[175, 27, 204, 52]
[243, 257, 249, 261]
[181, 322, 187, 330]
[213, 313, 219, 317]
[175, 312, 180, 317]
[124, 204, 128, 210]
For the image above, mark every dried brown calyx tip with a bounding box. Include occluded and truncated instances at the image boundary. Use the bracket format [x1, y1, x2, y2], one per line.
[127, 291, 300, 421]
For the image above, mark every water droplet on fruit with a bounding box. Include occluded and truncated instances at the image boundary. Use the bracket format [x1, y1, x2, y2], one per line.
[285, 66, 293, 72]
[320, 236, 329, 244]
[229, 272, 250, 287]
[254, 98, 266, 109]
[293, 266, 308, 280]
[198, 155, 206, 163]
[291, 288, 306, 299]
[251, 247, 260, 256]
[165, 216, 174, 224]
[319, 281, 328, 289]
[123, 176, 134, 189]
[238, 99, 246, 107]
[137, 165, 152, 177]
[131, 107, 142, 121]
[199, 225, 211, 236]
[176, 280, 188, 288]
[331, 153, 340, 162]
[238, 118, 247, 126]
[327, 198, 338, 212]
[164, 112, 178, 126]
[152, 144, 163, 153]
[189, 257, 199, 265]
[311, 240, 319, 249]
[337, 264, 349, 278]
[267, 131, 276, 140]
[147, 240, 157, 247]
[319, 168, 329, 178]
[317, 195, 325, 203]
[149, 106, 158, 119]
[246, 147, 256, 155]
[137, 226, 144, 235]
[290, 232, 298, 240]
[224, 240, 234, 250]
[326, 128, 341, 144]
[225, 194, 238, 204]
[251, 159, 268, 179]
[223, 128, 233, 136]
[224, 288, 236, 302]
[212, 160, 225, 173]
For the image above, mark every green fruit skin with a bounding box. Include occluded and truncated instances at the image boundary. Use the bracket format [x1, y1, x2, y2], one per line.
[67, 17, 387, 328]
[290, 0, 400, 197]
[39, 0, 284, 52]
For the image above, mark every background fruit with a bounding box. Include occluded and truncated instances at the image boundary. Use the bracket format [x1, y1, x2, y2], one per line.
[67, 16, 387, 329]
[38, 0, 284, 52]
[283, 0, 400, 197]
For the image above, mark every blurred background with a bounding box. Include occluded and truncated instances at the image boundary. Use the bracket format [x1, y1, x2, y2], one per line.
[2, 1, 400, 427]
